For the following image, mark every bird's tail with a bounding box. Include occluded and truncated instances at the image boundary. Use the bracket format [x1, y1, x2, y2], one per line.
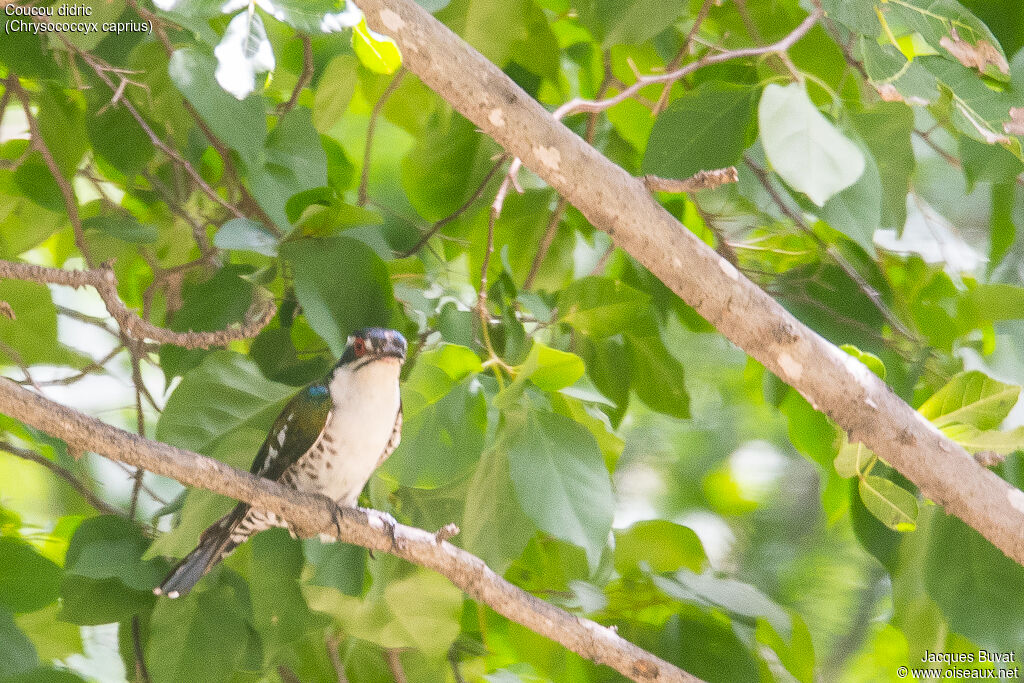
[154, 503, 250, 599]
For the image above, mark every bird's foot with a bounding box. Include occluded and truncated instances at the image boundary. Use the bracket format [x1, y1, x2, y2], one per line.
[377, 511, 403, 552]
[330, 503, 346, 540]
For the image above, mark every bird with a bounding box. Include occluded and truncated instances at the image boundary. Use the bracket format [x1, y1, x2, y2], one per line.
[154, 327, 407, 599]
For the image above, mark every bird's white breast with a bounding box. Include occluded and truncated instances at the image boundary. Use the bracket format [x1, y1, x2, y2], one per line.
[314, 358, 402, 506]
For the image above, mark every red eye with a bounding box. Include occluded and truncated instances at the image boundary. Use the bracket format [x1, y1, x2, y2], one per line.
[352, 337, 366, 357]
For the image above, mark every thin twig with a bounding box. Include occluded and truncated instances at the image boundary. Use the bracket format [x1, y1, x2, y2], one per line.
[279, 35, 314, 116]
[326, 633, 349, 683]
[743, 156, 918, 342]
[0, 339, 42, 392]
[12, 346, 124, 387]
[358, 68, 407, 206]
[552, 9, 822, 120]
[691, 202, 739, 267]
[399, 155, 506, 257]
[127, 342, 147, 520]
[51, 37, 244, 220]
[385, 650, 408, 683]
[0, 440, 121, 516]
[5, 76, 94, 267]
[523, 196, 567, 291]
[652, 0, 715, 114]
[131, 615, 151, 683]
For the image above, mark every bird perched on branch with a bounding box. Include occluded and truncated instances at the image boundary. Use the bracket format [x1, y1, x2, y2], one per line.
[154, 327, 407, 599]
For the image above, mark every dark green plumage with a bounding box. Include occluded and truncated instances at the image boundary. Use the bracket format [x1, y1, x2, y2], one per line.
[248, 382, 332, 482]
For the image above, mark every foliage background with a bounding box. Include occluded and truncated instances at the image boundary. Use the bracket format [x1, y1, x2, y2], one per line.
[3, 0, 1024, 681]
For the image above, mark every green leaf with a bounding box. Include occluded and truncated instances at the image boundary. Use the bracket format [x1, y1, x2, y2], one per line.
[0, 279, 85, 369]
[756, 616, 816, 683]
[0, 538, 62, 614]
[0, 608, 37, 678]
[13, 158, 64, 212]
[642, 83, 759, 181]
[237, 529, 312, 652]
[399, 344, 483, 416]
[313, 55, 358, 134]
[851, 103, 916, 230]
[860, 37, 940, 105]
[549, 392, 623, 471]
[213, 218, 279, 256]
[146, 583, 252, 683]
[834, 437, 874, 479]
[625, 333, 689, 419]
[506, 408, 614, 570]
[820, 139, 881, 255]
[925, 510, 1024, 653]
[156, 351, 296, 456]
[517, 342, 585, 392]
[556, 276, 649, 338]
[918, 56, 1018, 154]
[574, 0, 685, 46]
[214, 10, 276, 100]
[59, 516, 163, 625]
[461, 443, 537, 575]
[1, 668, 88, 683]
[86, 93, 154, 177]
[614, 520, 705, 575]
[989, 182, 1016, 270]
[352, 18, 402, 74]
[14, 605, 82, 662]
[304, 538, 367, 597]
[885, 0, 1009, 81]
[81, 215, 158, 244]
[168, 47, 267, 171]
[839, 344, 886, 379]
[961, 283, 1024, 325]
[280, 235, 394, 356]
[918, 370, 1020, 429]
[249, 107, 328, 230]
[35, 87, 86, 179]
[781, 390, 839, 469]
[858, 475, 919, 532]
[654, 569, 792, 639]
[160, 265, 261, 380]
[759, 83, 866, 206]
[63, 516, 164, 591]
[382, 570, 462, 656]
[384, 383, 487, 487]
[940, 422, 1024, 454]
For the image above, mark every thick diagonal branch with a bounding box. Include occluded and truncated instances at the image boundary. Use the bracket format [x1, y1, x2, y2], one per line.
[0, 378, 695, 683]
[355, 0, 1024, 565]
[0, 260, 274, 350]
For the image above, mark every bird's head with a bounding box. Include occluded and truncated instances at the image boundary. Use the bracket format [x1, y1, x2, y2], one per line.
[337, 327, 407, 370]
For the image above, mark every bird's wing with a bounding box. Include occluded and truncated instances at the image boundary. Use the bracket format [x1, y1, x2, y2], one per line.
[250, 383, 332, 482]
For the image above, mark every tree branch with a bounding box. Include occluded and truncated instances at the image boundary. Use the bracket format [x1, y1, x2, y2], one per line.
[0, 260, 275, 350]
[0, 378, 696, 683]
[358, 68, 406, 206]
[356, 0, 1024, 566]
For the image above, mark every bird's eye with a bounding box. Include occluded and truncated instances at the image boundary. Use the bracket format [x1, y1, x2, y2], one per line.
[352, 337, 366, 357]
